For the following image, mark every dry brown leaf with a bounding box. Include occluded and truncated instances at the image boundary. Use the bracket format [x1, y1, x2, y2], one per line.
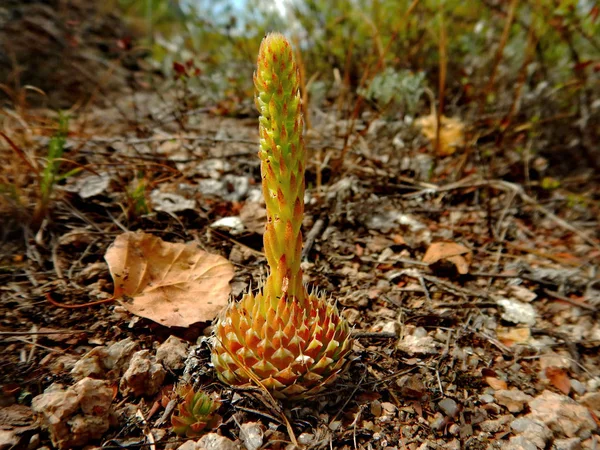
[105, 231, 234, 328]
[497, 326, 531, 346]
[485, 377, 508, 390]
[422, 242, 472, 274]
[392, 234, 406, 245]
[545, 367, 571, 395]
[446, 255, 470, 275]
[414, 114, 465, 156]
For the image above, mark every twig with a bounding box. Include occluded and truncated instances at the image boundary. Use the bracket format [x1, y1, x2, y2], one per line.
[209, 229, 264, 257]
[417, 274, 432, 302]
[432, 301, 497, 309]
[154, 399, 177, 428]
[302, 218, 325, 261]
[45, 292, 115, 309]
[389, 269, 497, 302]
[51, 236, 66, 287]
[233, 406, 281, 424]
[531, 328, 581, 374]
[9, 337, 61, 355]
[543, 289, 597, 313]
[505, 242, 583, 267]
[135, 408, 156, 450]
[0, 330, 92, 336]
[351, 331, 397, 339]
[478, 0, 519, 115]
[330, 370, 366, 426]
[406, 178, 600, 251]
[350, 405, 364, 450]
[75, 134, 259, 146]
[435, 369, 444, 397]
[67, 237, 101, 281]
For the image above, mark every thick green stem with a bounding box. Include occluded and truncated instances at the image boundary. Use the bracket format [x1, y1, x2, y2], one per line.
[255, 33, 306, 307]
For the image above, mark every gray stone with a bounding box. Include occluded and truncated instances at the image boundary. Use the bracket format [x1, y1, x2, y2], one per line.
[501, 436, 538, 450]
[438, 398, 459, 418]
[240, 422, 263, 450]
[495, 389, 533, 413]
[578, 392, 600, 414]
[539, 353, 571, 370]
[570, 380, 586, 396]
[552, 438, 582, 450]
[510, 418, 552, 449]
[119, 350, 166, 397]
[197, 433, 238, 450]
[528, 390, 596, 438]
[105, 338, 139, 371]
[397, 335, 440, 355]
[479, 394, 496, 404]
[0, 429, 20, 449]
[430, 414, 447, 431]
[446, 439, 461, 450]
[297, 433, 314, 445]
[480, 415, 513, 433]
[176, 441, 197, 450]
[28, 433, 40, 450]
[156, 336, 189, 371]
[70, 348, 106, 380]
[31, 378, 112, 449]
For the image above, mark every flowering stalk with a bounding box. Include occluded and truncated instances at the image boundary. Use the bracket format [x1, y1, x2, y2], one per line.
[212, 33, 352, 399]
[256, 32, 306, 308]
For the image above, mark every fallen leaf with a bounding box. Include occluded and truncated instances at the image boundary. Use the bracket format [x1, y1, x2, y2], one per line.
[447, 254, 470, 275]
[105, 231, 234, 327]
[392, 234, 406, 245]
[482, 368, 508, 390]
[366, 235, 394, 253]
[399, 375, 427, 399]
[485, 377, 508, 390]
[414, 114, 465, 156]
[545, 366, 571, 395]
[422, 241, 472, 274]
[150, 191, 196, 213]
[423, 242, 470, 264]
[357, 392, 381, 402]
[508, 285, 537, 303]
[497, 326, 531, 346]
[64, 172, 111, 199]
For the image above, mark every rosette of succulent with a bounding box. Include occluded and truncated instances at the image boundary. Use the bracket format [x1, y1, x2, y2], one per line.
[171, 386, 222, 438]
[211, 33, 352, 399]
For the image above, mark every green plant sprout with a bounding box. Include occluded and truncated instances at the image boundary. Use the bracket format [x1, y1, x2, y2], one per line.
[211, 33, 352, 399]
[171, 385, 222, 438]
[32, 113, 80, 228]
[127, 174, 151, 218]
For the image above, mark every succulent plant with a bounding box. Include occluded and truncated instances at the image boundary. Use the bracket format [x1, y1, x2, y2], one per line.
[211, 33, 352, 399]
[171, 386, 222, 438]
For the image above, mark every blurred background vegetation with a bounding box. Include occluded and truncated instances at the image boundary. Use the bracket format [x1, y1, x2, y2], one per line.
[103, 0, 599, 167]
[107, 0, 597, 107]
[0, 0, 598, 227]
